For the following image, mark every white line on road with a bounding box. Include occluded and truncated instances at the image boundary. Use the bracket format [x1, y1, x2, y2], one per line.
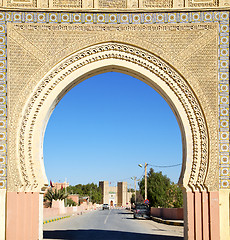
[104, 210, 111, 224]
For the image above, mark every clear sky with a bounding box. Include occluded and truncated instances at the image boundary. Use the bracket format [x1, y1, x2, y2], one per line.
[43, 72, 182, 189]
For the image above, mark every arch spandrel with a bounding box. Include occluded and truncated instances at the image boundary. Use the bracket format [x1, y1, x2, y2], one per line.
[6, 41, 217, 194]
[6, 22, 219, 192]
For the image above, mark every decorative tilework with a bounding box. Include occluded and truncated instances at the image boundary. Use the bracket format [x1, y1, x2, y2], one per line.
[120, 14, 130, 24]
[108, 14, 117, 24]
[218, 12, 230, 189]
[180, 13, 189, 22]
[72, 13, 82, 23]
[37, 13, 46, 22]
[167, 13, 177, 23]
[97, 14, 106, 23]
[0, 17, 6, 189]
[85, 13, 93, 23]
[24, 13, 34, 22]
[143, 13, 153, 23]
[132, 14, 142, 24]
[49, 13, 58, 22]
[155, 13, 165, 23]
[60, 13, 71, 23]
[0, 10, 229, 190]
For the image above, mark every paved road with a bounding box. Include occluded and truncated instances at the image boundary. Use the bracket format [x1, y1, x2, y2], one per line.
[43, 209, 184, 240]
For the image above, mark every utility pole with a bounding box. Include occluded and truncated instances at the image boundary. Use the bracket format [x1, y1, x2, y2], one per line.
[126, 184, 128, 206]
[65, 177, 67, 207]
[131, 177, 140, 204]
[138, 163, 148, 200]
[134, 177, 137, 203]
[145, 162, 147, 200]
[125, 182, 132, 208]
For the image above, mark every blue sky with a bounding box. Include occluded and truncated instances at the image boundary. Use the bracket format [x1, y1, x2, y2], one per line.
[43, 72, 182, 189]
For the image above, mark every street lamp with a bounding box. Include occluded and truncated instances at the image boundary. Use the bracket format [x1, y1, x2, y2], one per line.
[138, 163, 148, 200]
[131, 176, 140, 204]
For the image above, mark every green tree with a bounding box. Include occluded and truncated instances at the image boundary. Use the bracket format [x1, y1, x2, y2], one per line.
[67, 183, 102, 204]
[131, 193, 135, 204]
[66, 198, 77, 207]
[44, 188, 68, 207]
[168, 183, 183, 208]
[44, 189, 53, 207]
[139, 168, 183, 208]
[128, 188, 135, 193]
[130, 191, 144, 205]
[136, 191, 144, 203]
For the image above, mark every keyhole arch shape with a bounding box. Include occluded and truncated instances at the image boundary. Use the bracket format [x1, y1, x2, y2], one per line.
[16, 42, 209, 193]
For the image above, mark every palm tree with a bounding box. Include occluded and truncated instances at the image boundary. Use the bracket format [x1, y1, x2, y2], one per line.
[44, 188, 68, 207]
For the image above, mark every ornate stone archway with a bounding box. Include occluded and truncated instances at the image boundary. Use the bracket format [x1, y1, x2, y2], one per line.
[13, 42, 212, 193]
[7, 41, 219, 239]
[0, 3, 229, 240]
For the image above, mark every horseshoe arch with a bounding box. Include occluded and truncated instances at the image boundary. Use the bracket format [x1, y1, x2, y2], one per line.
[7, 42, 220, 240]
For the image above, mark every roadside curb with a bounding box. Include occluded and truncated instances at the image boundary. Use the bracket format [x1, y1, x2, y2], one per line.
[43, 215, 71, 224]
[150, 216, 184, 226]
[43, 209, 98, 224]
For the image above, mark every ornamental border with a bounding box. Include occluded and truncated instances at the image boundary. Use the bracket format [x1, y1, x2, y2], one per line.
[0, 10, 228, 190]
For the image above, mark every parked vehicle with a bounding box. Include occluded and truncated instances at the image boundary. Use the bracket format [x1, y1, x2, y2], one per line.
[133, 204, 150, 219]
[102, 204, 110, 210]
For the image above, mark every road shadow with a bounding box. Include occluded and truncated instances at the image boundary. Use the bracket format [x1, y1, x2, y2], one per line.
[116, 212, 133, 215]
[125, 217, 151, 220]
[43, 229, 184, 240]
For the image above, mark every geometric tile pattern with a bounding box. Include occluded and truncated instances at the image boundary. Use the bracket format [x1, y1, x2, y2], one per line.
[218, 12, 230, 189]
[0, 12, 6, 190]
[0, 10, 229, 189]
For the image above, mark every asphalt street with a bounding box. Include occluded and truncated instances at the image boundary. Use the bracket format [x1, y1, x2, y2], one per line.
[43, 209, 184, 240]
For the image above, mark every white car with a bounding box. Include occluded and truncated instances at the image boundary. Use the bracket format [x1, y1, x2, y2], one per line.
[102, 204, 110, 210]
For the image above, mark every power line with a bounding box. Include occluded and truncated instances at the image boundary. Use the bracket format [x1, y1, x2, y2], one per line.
[148, 163, 182, 168]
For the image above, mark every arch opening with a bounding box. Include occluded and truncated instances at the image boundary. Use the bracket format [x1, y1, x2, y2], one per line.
[42, 70, 185, 238]
[43, 71, 183, 187]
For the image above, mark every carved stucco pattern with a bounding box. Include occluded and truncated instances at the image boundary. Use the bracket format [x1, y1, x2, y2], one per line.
[2, 0, 229, 9]
[188, 0, 219, 7]
[7, 22, 219, 192]
[6, 0, 36, 8]
[52, 0, 82, 8]
[16, 43, 208, 192]
[142, 0, 173, 8]
[98, 0, 126, 8]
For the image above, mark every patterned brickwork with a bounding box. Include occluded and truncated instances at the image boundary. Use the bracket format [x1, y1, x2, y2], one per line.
[0, 11, 228, 190]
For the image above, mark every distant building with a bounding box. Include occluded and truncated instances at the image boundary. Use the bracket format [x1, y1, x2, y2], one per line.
[52, 181, 69, 190]
[68, 194, 79, 205]
[79, 196, 90, 204]
[99, 181, 132, 207]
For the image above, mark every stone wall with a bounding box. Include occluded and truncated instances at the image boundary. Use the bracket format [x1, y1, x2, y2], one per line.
[151, 207, 184, 220]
